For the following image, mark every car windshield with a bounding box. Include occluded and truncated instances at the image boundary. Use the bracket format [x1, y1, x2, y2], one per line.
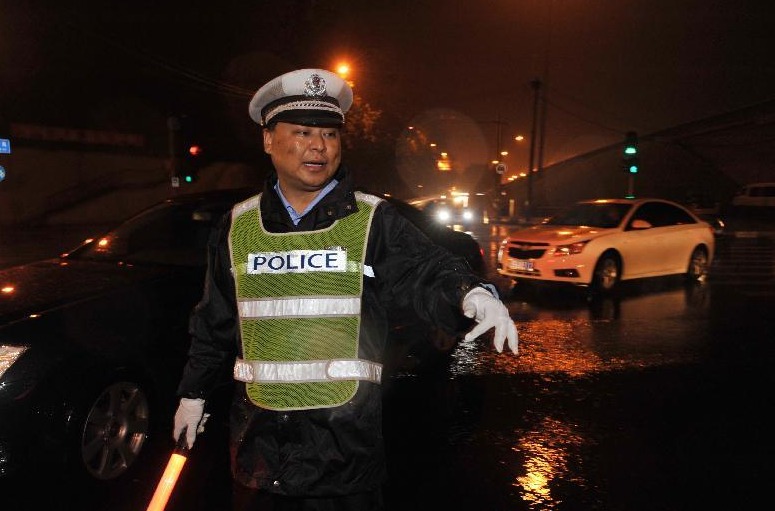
[66, 201, 222, 267]
[544, 202, 632, 228]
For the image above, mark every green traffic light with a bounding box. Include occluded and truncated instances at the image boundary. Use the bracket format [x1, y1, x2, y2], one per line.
[184, 175, 193, 183]
[629, 165, 639, 173]
[624, 131, 639, 156]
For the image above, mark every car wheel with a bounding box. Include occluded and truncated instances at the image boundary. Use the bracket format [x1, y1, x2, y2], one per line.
[592, 252, 621, 293]
[75, 380, 151, 481]
[686, 246, 709, 282]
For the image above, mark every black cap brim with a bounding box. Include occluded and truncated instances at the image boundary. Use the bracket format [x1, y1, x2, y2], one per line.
[266, 109, 344, 128]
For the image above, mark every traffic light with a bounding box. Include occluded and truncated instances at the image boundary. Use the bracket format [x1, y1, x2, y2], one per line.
[623, 131, 639, 173]
[182, 144, 203, 183]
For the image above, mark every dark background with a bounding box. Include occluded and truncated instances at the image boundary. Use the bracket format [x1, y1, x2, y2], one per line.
[2, 0, 774, 182]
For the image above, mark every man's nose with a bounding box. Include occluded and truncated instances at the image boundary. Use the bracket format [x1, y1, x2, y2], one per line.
[309, 132, 326, 150]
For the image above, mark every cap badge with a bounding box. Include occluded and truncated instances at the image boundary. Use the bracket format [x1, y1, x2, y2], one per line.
[304, 74, 327, 98]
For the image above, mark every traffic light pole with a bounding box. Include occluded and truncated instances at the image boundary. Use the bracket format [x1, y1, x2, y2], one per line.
[623, 131, 639, 198]
[627, 173, 635, 198]
[167, 116, 181, 194]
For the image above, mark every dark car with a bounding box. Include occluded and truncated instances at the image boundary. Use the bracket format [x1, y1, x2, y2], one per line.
[0, 188, 485, 484]
[0, 188, 253, 485]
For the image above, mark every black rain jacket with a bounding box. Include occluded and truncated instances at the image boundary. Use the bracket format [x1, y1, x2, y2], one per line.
[176, 165, 487, 496]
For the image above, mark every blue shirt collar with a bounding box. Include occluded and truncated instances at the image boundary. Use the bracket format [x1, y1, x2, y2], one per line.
[274, 179, 339, 225]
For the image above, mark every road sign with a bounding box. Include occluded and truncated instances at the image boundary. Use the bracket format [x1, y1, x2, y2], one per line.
[495, 163, 507, 174]
[171, 176, 180, 188]
[0, 165, 5, 182]
[0, 139, 10, 154]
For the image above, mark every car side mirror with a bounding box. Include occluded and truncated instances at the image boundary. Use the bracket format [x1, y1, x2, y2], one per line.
[630, 219, 652, 230]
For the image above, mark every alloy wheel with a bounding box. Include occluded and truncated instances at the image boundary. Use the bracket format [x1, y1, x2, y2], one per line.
[80, 381, 150, 480]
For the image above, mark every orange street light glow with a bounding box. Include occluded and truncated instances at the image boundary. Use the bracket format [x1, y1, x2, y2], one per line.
[336, 63, 350, 77]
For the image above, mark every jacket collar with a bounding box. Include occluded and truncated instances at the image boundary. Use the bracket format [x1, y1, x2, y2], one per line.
[260, 165, 358, 230]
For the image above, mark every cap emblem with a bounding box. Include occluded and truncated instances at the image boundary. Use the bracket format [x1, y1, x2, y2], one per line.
[304, 74, 327, 98]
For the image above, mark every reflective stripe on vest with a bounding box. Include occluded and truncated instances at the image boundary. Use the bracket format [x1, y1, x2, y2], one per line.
[233, 358, 382, 384]
[229, 191, 382, 411]
[238, 296, 360, 318]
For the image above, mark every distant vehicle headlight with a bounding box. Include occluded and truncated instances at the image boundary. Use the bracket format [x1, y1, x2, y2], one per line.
[0, 345, 28, 379]
[552, 240, 589, 256]
[462, 210, 474, 221]
[436, 209, 452, 222]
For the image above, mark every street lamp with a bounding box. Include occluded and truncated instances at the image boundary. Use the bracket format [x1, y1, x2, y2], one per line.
[335, 62, 354, 88]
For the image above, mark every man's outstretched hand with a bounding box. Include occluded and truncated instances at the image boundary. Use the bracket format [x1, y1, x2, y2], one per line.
[462, 287, 519, 353]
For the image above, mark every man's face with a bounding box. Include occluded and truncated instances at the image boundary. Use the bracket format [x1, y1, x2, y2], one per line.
[263, 122, 342, 194]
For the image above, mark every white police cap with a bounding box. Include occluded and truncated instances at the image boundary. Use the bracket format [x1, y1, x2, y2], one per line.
[248, 69, 353, 127]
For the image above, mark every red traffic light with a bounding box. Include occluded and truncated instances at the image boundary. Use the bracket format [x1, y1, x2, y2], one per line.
[188, 145, 202, 156]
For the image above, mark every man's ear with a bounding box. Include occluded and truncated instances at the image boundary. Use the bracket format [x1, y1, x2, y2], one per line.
[262, 128, 272, 155]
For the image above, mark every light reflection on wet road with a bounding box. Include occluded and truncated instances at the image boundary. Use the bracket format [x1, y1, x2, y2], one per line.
[383, 267, 773, 511]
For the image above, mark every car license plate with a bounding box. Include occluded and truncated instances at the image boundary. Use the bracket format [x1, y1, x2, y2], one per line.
[508, 259, 533, 271]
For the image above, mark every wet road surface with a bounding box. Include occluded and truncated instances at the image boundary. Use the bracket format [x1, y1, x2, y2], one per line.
[382, 278, 773, 510]
[3, 277, 769, 511]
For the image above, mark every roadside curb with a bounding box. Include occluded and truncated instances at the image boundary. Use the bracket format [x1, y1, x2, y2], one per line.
[729, 230, 775, 239]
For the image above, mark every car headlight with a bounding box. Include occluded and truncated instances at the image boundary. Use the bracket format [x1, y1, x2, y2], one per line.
[436, 209, 452, 222]
[0, 345, 28, 379]
[553, 240, 589, 256]
[462, 210, 474, 221]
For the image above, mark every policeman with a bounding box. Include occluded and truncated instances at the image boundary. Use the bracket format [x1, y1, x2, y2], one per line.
[173, 68, 518, 510]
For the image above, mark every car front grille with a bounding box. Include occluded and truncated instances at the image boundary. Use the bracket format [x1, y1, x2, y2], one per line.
[506, 242, 548, 259]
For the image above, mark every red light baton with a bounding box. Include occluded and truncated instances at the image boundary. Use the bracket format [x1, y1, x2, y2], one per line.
[145, 429, 190, 511]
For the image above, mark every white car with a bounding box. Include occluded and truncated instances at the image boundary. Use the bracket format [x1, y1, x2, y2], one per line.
[496, 198, 715, 293]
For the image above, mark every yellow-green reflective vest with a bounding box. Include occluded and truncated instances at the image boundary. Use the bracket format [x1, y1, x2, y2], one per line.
[228, 192, 382, 411]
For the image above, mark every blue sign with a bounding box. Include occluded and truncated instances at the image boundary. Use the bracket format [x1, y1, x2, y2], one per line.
[0, 139, 10, 154]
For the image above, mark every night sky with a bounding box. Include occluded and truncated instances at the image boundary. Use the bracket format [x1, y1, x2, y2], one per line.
[1, 0, 773, 171]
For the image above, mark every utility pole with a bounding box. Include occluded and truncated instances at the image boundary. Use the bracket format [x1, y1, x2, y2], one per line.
[495, 112, 503, 190]
[537, 83, 548, 180]
[526, 78, 542, 222]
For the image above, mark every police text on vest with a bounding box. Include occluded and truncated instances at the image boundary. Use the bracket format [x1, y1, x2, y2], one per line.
[247, 249, 348, 274]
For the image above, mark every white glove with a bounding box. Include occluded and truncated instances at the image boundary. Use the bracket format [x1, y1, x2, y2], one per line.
[462, 287, 519, 354]
[173, 397, 208, 449]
